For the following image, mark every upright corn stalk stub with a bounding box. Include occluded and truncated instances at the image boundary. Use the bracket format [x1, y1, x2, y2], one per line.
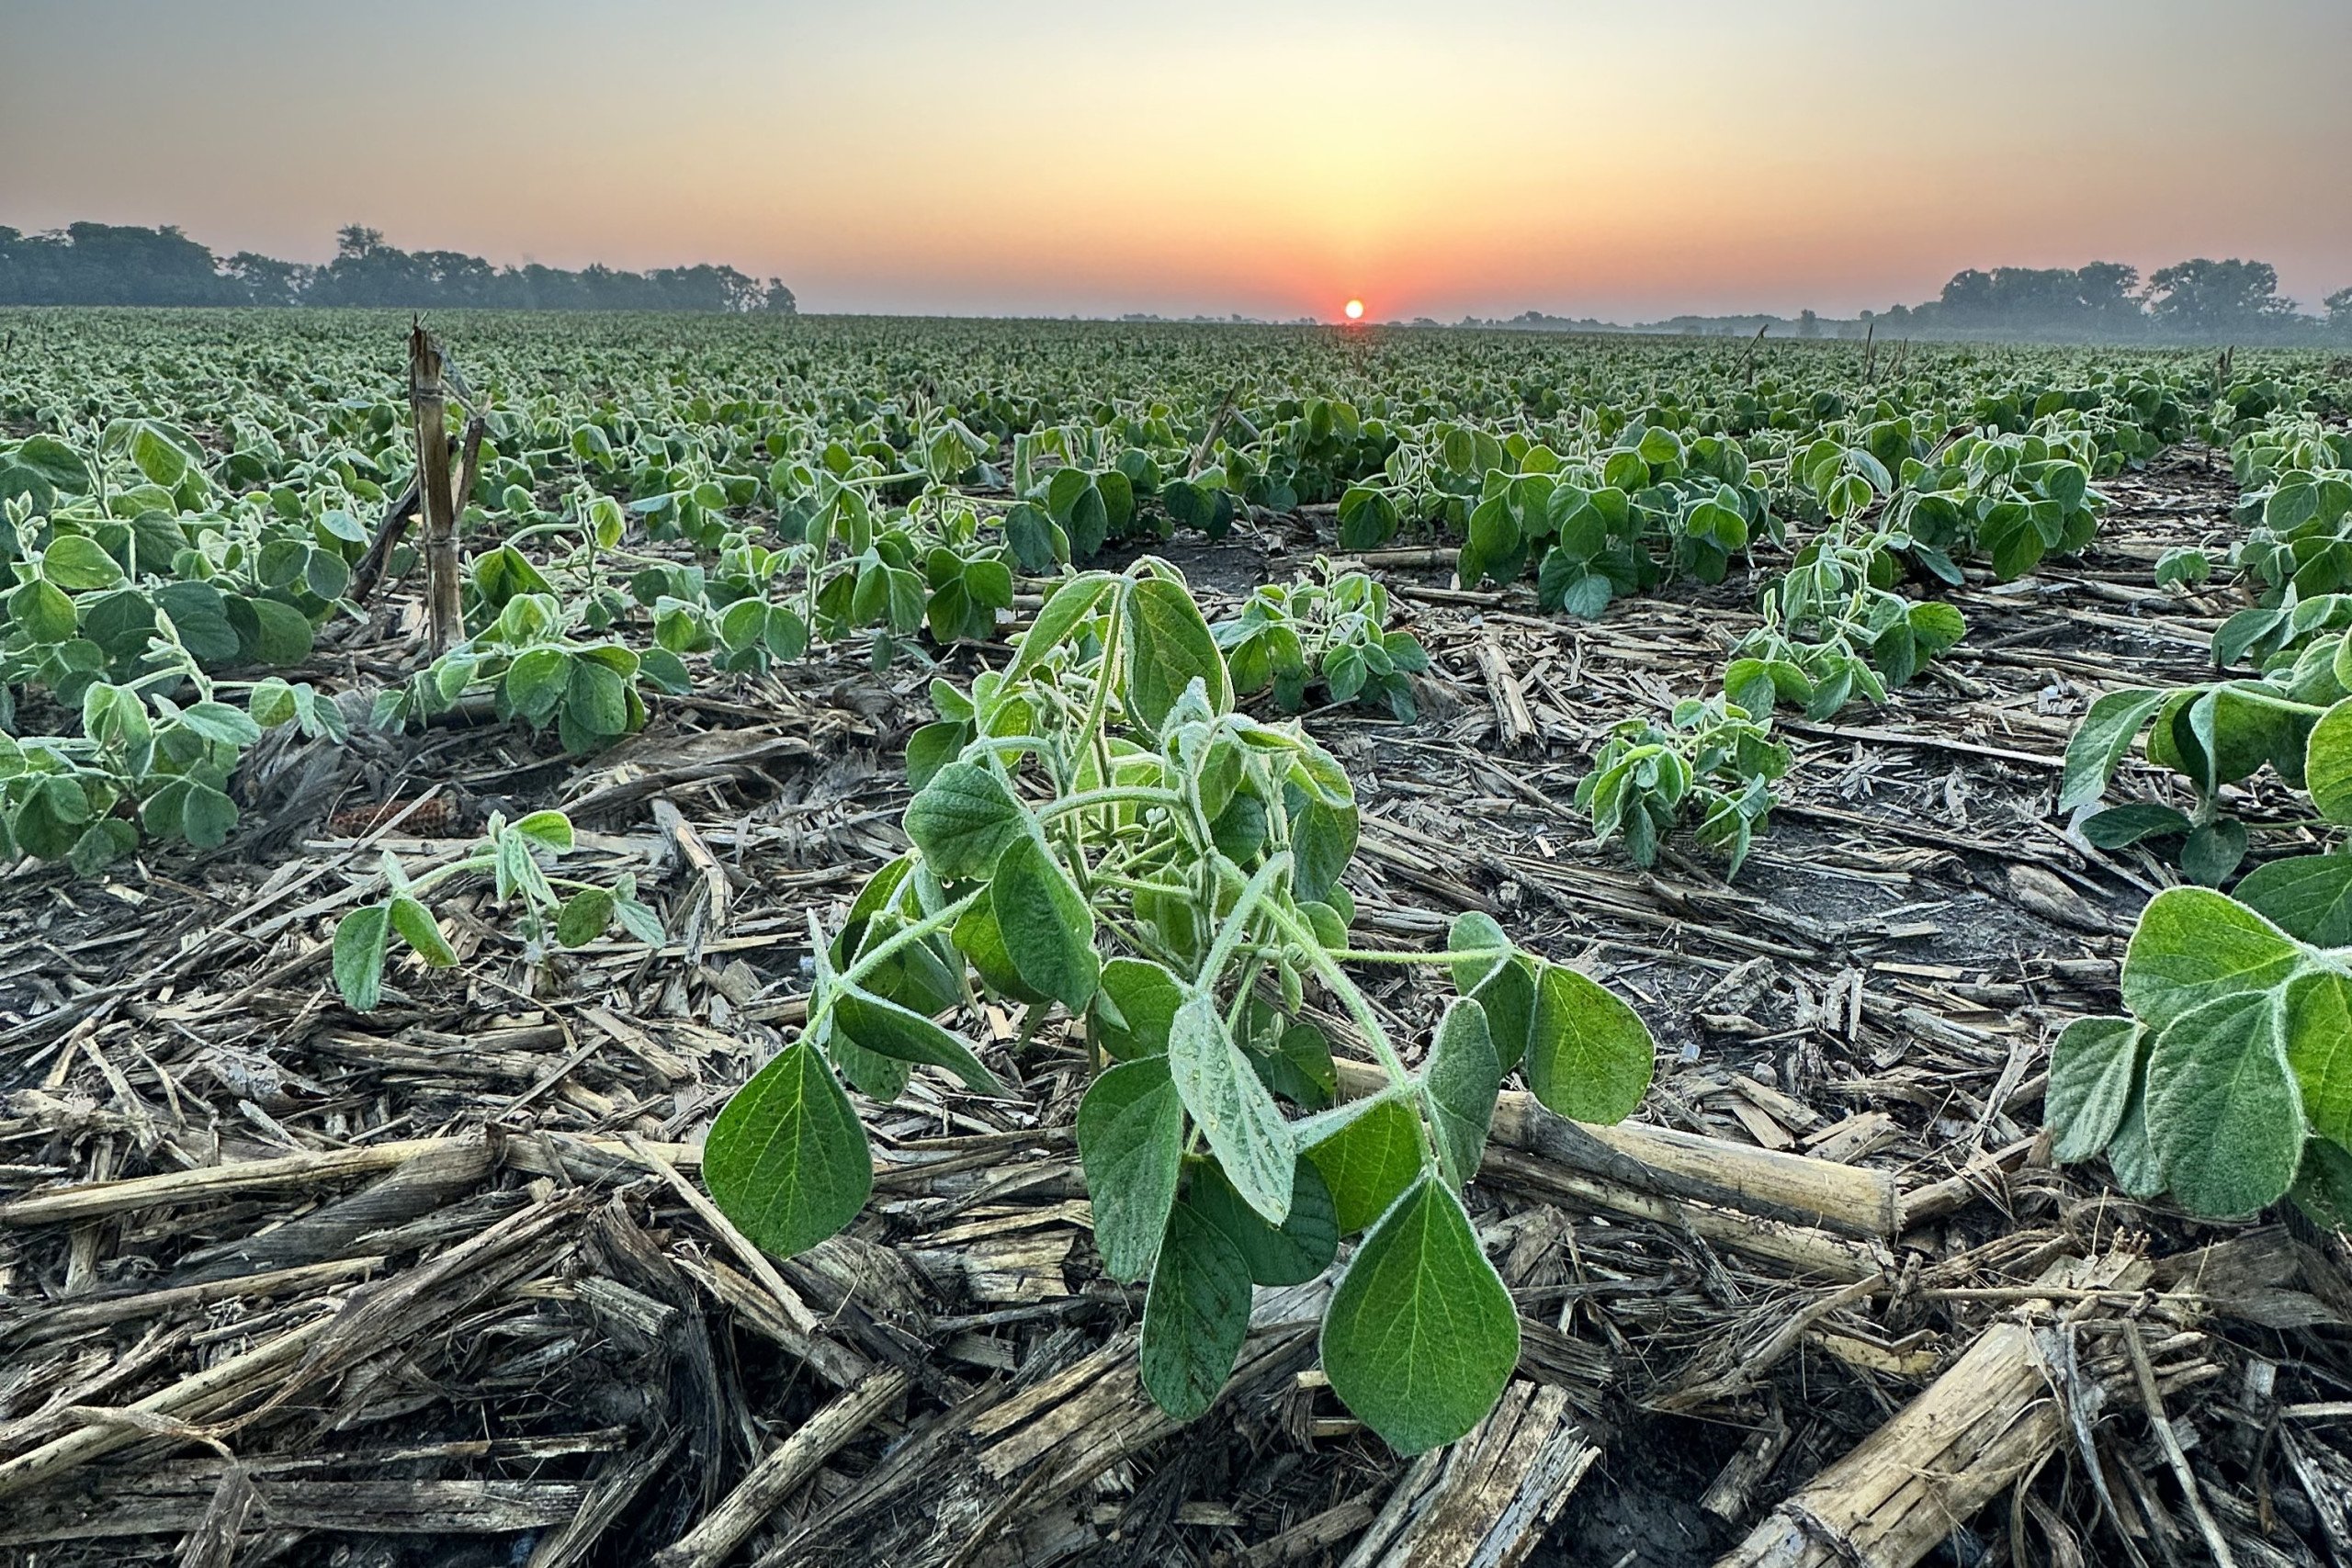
[409, 321, 463, 656]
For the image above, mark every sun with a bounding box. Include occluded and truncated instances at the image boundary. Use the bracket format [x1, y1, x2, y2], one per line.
[1343, 299, 1365, 321]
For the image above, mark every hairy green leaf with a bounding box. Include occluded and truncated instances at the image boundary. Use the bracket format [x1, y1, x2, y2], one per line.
[705, 1040, 874, 1258]
[1320, 1176, 1520, 1455]
[1077, 1058, 1185, 1281]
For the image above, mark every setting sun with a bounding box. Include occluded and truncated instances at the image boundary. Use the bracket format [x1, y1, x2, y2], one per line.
[1343, 299, 1364, 320]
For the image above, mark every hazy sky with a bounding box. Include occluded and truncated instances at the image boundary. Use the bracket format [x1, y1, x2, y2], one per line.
[4, 0, 2347, 320]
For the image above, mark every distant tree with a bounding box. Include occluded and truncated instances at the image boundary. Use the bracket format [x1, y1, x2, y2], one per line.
[2145, 258, 2299, 338]
[336, 225, 386, 260]
[2076, 261, 2142, 321]
[2328, 287, 2352, 339]
[762, 277, 797, 314]
[220, 251, 307, 307]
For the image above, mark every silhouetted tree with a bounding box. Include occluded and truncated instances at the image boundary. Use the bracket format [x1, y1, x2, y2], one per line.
[2145, 258, 2298, 338]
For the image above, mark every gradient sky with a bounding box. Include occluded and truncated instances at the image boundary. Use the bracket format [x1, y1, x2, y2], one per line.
[4, 0, 2347, 320]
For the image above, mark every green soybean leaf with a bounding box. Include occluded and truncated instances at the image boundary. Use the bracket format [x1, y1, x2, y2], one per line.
[705, 1039, 875, 1258]
[990, 834, 1099, 1010]
[177, 701, 263, 747]
[176, 782, 238, 848]
[555, 886, 615, 948]
[1094, 956, 1183, 1058]
[823, 1017, 911, 1102]
[1421, 999, 1502, 1190]
[2107, 1081, 2166, 1198]
[1006, 571, 1116, 682]
[41, 535, 123, 591]
[1445, 910, 1512, 992]
[2291, 1140, 2352, 1231]
[2058, 688, 2166, 812]
[2120, 886, 2302, 1031]
[1468, 954, 1537, 1074]
[2144, 988, 2303, 1218]
[1525, 962, 1655, 1123]
[1125, 574, 1231, 733]
[1168, 993, 1295, 1225]
[2308, 698, 2352, 824]
[2180, 818, 2249, 887]
[1138, 1201, 1254, 1424]
[388, 893, 457, 967]
[1076, 1057, 1185, 1282]
[2236, 853, 2352, 945]
[952, 897, 1051, 1006]
[903, 761, 1029, 880]
[833, 987, 1000, 1093]
[2081, 802, 2193, 849]
[2045, 1016, 2142, 1163]
[1189, 1155, 1339, 1286]
[1305, 1096, 1426, 1235]
[2282, 968, 2352, 1147]
[1320, 1175, 1520, 1455]
[333, 903, 391, 1010]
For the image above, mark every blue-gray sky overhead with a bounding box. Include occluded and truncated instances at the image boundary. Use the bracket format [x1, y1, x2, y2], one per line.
[2, 0, 2346, 319]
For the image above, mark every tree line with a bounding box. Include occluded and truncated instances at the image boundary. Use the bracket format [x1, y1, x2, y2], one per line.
[0, 223, 796, 313]
[1872, 258, 2348, 345]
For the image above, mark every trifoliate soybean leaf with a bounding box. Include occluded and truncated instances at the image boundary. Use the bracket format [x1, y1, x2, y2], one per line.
[2234, 854, 2352, 945]
[2121, 886, 2302, 1031]
[2107, 1080, 2166, 1198]
[1006, 571, 1116, 682]
[2283, 968, 2352, 1147]
[2081, 802, 2193, 849]
[2058, 688, 2166, 813]
[832, 987, 999, 1094]
[555, 887, 615, 949]
[1138, 1201, 1254, 1424]
[1246, 1021, 1337, 1110]
[903, 761, 1029, 880]
[1469, 954, 1537, 1075]
[2290, 1139, 2352, 1231]
[1095, 956, 1182, 1058]
[1168, 993, 1295, 1225]
[1076, 1058, 1185, 1281]
[565, 658, 630, 738]
[1526, 962, 1655, 1123]
[2045, 1016, 2142, 1163]
[10, 580, 76, 643]
[1125, 574, 1230, 733]
[1320, 1175, 1519, 1455]
[176, 700, 262, 748]
[2144, 988, 2303, 1218]
[510, 810, 574, 852]
[41, 535, 123, 591]
[248, 597, 314, 665]
[1446, 911, 1511, 993]
[333, 903, 391, 1010]
[1305, 1096, 1426, 1235]
[952, 897, 1050, 1007]
[175, 781, 237, 848]
[2307, 698, 2352, 824]
[1422, 999, 1502, 1190]
[905, 721, 966, 791]
[705, 1039, 874, 1259]
[989, 833, 1098, 1010]
[1190, 1154, 1338, 1286]
[388, 893, 457, 966]
[822, 1012, 911, 1101]
[15, 434, 89, 494]
[2181, 819, 2250, 887]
